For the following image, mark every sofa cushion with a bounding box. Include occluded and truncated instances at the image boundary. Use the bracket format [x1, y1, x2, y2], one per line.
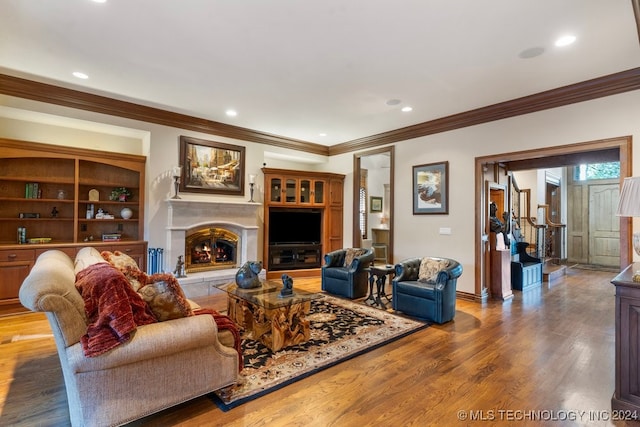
[323, 266, 350, 280]
[394, 280, 437, 301]
[137, 273, 194, 321]
[344, 248, 365, 267]
[418, 258, 449, 282]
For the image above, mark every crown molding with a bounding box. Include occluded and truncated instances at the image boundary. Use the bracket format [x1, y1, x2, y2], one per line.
[0, 73, 330, 156]
[329, 67, 640, 156]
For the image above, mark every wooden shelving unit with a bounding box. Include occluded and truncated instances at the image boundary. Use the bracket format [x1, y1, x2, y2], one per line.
[0, 138, 147, 314]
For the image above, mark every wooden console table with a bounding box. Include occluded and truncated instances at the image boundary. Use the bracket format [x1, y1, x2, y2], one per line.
[611, 264, 640, 415]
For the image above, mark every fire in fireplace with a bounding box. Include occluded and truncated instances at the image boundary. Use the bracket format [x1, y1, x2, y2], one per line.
[185, 227, 238, 273]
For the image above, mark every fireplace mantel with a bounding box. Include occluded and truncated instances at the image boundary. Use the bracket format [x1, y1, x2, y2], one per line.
[166, 198, 261, 214]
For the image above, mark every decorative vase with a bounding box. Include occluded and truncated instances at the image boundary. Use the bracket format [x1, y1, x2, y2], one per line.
[120, 207, 133, 220]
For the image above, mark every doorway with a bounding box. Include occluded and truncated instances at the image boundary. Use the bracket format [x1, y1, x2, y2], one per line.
[474, 136, 632, 300]
[353, 146, 394, 262]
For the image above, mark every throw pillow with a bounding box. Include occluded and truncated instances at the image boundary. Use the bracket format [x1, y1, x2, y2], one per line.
[344, 248, 366, 267]
[74, 246, 108, 275]
[101, 250, 143, 291]
[418, 258, 450, 283]
[137, 273, 194, 321]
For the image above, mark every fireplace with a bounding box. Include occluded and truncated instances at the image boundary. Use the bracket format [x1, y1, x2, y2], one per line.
[166, 198, 261, 279]
[185, 227, 238, 272]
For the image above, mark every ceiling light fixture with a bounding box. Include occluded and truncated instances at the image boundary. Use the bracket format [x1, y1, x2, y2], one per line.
[319, 133, 327, 137]
[555, 35, 576, 47]
[91, 0, 107, 3]
[72, 71, 89, 79]
[401, 106, 413, 112]
[225, 110, 237, 117]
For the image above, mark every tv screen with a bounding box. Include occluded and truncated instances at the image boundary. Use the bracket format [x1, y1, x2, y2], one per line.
[269, 208, 322, 244]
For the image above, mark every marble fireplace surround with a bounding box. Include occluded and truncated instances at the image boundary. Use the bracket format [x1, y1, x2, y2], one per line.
[165, 198, 264, 297]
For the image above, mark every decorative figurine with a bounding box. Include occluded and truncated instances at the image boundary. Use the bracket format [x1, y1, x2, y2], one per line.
[235, 261, 262, 289]
[489, 202, 510, 250]
[174, 255, 186, 278]
[50, 207, 59, 218]
[279, 273, 294, 298]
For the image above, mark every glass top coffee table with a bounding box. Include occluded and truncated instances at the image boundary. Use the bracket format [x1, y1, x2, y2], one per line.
[218, 281, 321, 352]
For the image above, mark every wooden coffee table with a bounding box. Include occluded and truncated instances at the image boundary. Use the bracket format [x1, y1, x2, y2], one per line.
[219, 281, 321, 352]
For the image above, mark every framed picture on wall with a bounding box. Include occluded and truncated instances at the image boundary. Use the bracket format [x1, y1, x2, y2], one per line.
[179, 136, 245, 195]
[370, 196, 383, 212]
[413, 161, 449, 215]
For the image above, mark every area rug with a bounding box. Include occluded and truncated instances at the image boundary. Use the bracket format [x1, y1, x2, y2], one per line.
[212, 293, 428, 410]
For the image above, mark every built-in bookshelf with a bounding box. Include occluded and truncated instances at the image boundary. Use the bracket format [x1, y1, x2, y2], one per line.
[0, 138, 147, 314]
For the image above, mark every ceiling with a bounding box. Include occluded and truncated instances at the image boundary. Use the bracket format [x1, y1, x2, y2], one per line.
[1, 0, 640, 147]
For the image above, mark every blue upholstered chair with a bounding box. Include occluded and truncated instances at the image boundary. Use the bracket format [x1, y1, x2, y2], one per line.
[392, 257, 463, 324]
[321, 248, 374, 299]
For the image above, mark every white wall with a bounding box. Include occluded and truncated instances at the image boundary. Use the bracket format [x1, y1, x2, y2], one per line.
[2, 89, 640, 295]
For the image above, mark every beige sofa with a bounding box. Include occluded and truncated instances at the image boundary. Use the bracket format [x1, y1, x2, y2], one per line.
[19, 248, 239, 427]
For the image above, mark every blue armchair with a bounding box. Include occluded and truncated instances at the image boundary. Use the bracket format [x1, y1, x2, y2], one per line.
[392, 257, 463, 324]
[321, 248, 374, 299]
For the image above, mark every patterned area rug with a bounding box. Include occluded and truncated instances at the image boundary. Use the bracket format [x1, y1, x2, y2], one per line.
[212, 294, 428, 410]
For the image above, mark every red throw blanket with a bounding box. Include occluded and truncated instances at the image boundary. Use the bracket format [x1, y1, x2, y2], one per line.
[75, 263, 157, 357]
[194, 308, 243, 372]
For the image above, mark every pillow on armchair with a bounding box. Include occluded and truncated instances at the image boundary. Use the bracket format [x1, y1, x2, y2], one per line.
[418, 258, 450, 282]
[344, 248, 366, 267]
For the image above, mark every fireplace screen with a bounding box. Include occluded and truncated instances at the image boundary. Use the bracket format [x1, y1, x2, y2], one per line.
[185, 227, 238, 273]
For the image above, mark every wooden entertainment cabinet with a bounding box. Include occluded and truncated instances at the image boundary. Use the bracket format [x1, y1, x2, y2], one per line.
[0, 138, 147, 315]
[262, 168, 344, 279]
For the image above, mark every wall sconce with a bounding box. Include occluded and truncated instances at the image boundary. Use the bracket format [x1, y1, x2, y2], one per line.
[171, 166, 182, 199]
[248, 174, 256, 202]
[616, 177, 640, 278]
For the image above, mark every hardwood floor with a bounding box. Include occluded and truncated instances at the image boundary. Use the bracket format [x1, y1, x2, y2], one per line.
[0, 267, 635, 426]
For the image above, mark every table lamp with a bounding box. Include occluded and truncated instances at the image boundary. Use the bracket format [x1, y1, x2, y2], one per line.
[616, 177, 640, 280]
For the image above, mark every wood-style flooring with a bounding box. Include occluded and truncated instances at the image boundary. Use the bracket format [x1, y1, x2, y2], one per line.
[0, 267, 636, 426]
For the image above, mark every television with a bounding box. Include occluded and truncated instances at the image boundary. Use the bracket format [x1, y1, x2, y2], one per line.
[269, 208, 322, 245]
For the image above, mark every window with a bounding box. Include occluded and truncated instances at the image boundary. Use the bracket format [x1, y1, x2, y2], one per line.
[574, 162, 620, 181]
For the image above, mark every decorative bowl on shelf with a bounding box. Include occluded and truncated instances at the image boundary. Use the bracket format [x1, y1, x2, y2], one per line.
[120, 207, 133, 220]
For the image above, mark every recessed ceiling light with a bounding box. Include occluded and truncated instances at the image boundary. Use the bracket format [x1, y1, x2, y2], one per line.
[401, 106, 413, 112]
[319, 133, 327, 137]
[72, 71, 89, 79]
[225, 109, 237, 117]
[386, 99, 401, 106]
[91, 0, 107, 3]
[555, 35, 576, 47]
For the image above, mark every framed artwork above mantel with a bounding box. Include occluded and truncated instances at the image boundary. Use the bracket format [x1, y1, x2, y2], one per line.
[179, 136, 245, 196]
